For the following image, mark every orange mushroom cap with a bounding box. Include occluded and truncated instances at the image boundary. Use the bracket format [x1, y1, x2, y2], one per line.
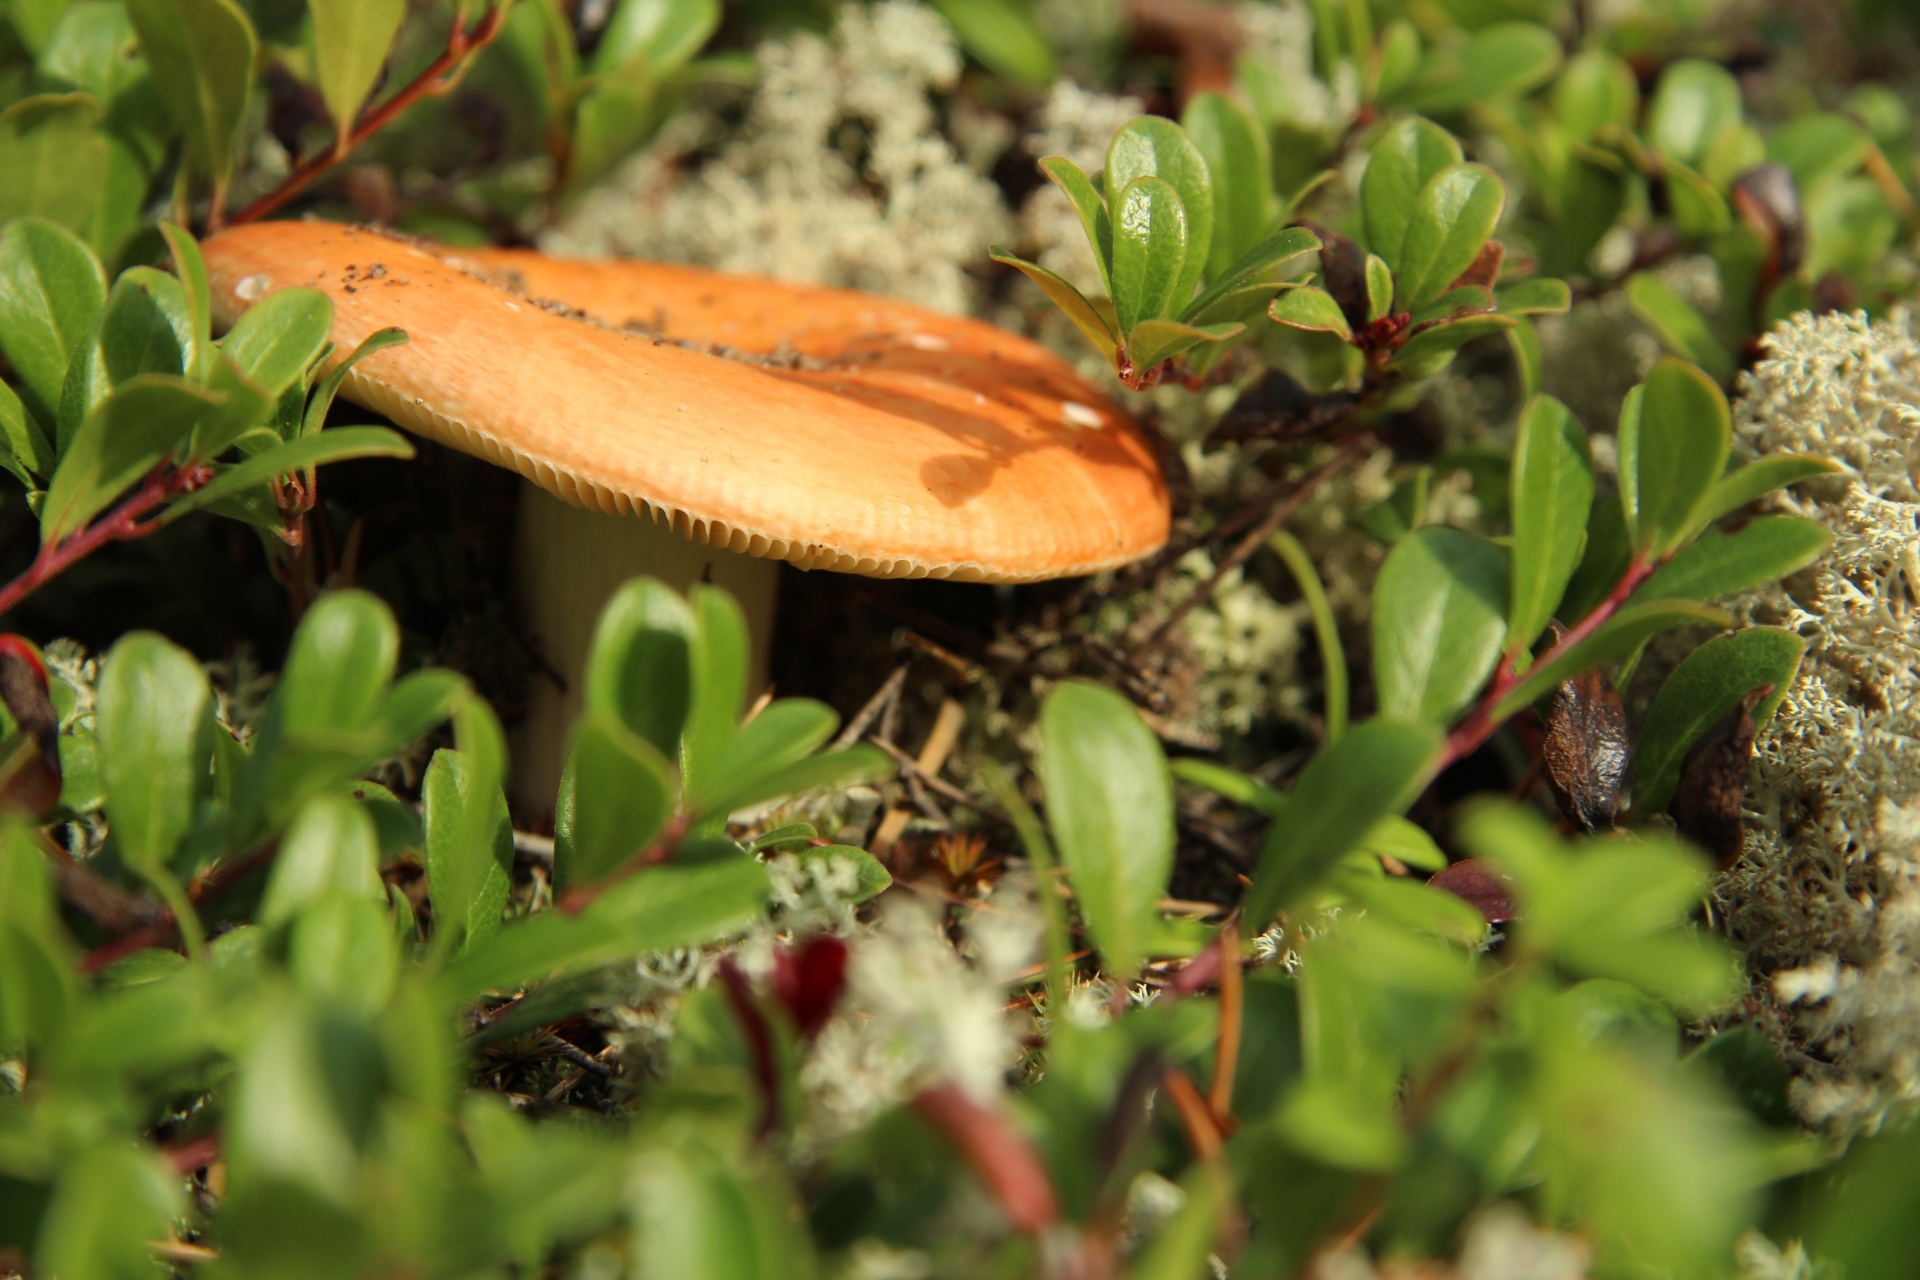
[201, 222, 1169, 583]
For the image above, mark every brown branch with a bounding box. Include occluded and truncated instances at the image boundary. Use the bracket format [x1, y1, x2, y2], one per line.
[222, 6, 509, 230]
[0, 462, 213, 625]
[1207, 917, 1243, 1127]
[79, 840, 278, 973]
[1131, 441, 1365, 663]
[912, 1083, 1061, 1235]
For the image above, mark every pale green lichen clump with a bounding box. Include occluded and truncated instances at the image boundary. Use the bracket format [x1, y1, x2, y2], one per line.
[1714, 308, 1920, 1133]
[547, 1, 1010, 314]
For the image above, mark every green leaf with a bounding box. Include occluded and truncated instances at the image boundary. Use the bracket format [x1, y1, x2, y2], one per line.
[1271, 527, 1348, 739]
[162, 426, 413, 519]
[1179, 225, 1321, 324]
[0, 214, 107, 428]
[123, 0, 257, 204]
[40, 3, 148, 102]
[97, 631, 210, 872]
[1633, 628, 1806, 814]
[1268, 285, 1352, 340]
[442, 855, 769, 997]
[1110, 175, 1190, 334]
[1495, 278, 1571, 315]
[1038, 156, 1112, 294]
[218, 286, 332, 397]
[1124, 317, 1242, 371]
[1509, 395, 1594, 647]
[1618, 358, 1732, 556]
[40, 373, 218, 542]
[97, 266, 190, 385]
[1038, 680, 1174, 981]
[1183, 92, 1275, 279]
[697, 743, 888, 816]
[1106, 115, 1214, 309]
[302, 326, 408, 437]
[1541, 155, 1629, 277]
[1769, 113, 1872, 193]
[1359, 816, 1447, 873]
[926, 0, 1056, 87]
[1490, 599, 1732, 721]
[1560, 485, 1633, 622]
[1394, 163, 1507, 309]
[0, 381, 51, 486]
[1244, 718, 1442, 925]
[1411, 284, 1494, 326]
[259, 793, 384, 927]
[698, 698, 834, 808]
[1132, 1167, 1227, 1280]
[1365, 253, 1393, 322]
[581, 576, 695, 760]
[680, 583, 747, 804]
[423, 746, 513, 953]
[1647, 58, 1743, 168]
[0, 93, 107, 235]
[157, 220, 212, 380]
[989, 249, 1116, 362]
[558, 711, 674, 888]
[1385, 312, 1517, 380]
[788, 844, 891, 904]
[1625, 273, 1735, 384]
[1554, 49, 1639, 142]
[309, 0, 406, 148]
[1633, 515, 1830, 606]
[1692, 454, 1839, 529]
[279, 588, 399, 735]
[1373, 527, 1510, 726]
[590, 0, 718, 76]
[1664, 158, 1731, 237]
[1360, 116, 1462, 273]
[36, 1146, 184, 1280]
[1396, 22, 1561, 114]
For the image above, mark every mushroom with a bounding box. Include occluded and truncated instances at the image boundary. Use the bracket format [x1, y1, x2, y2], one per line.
[201, 222, 1169, 809]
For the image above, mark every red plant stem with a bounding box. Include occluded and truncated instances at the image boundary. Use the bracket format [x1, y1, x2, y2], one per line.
[0, 462, 213, 626]
[717, 960, 781, 1139]
[222, 6, 508, 230]
[78, 841, 277, 974]
[912, 1083, 1061, 1235]
[1435, 554, 1656, 772]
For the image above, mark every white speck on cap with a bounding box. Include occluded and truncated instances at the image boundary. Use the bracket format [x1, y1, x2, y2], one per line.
[1062, 401, 1104, 429]
[907, 333, 951, 351]
[235, 273, 271, 301]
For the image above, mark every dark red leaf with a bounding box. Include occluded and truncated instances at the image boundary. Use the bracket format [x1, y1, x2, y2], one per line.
[0, 635, 61, 816]
[1313, 227, 1374, 333]
[1430, 858, 1518, 923]
[1669, 684, 1771, 869]
[913, 1083, 1060, 1234]
[1447, 239, 1507, 291]
[769, 935, 849, 1040]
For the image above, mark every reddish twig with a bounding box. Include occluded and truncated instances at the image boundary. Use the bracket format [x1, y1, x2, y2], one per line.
[1206, 917, 1243, 1129]
[1435, 555, 1657, 773]
[1160, 1068, 1224, 1161]
[717, 960, 782, 1138]
[554, 814, 690, 915]
[0, 462, 213, 626]
[912, 1083, 1061, 1235]
[78, 841, 277, 974]
[222, 6, 508, 230]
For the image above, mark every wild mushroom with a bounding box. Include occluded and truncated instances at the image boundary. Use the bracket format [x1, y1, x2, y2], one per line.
[201, 222, 1170, 809]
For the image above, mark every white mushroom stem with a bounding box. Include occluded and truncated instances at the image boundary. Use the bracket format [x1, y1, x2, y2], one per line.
[509, 481, 776, 814]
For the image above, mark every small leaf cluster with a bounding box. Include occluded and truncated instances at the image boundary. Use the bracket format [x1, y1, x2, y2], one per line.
[0, 215, 409, 550]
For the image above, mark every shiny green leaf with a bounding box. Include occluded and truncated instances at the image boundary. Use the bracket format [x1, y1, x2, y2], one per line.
[1394, 163, 1507, 309]
[1039, 679, 1174, 980]
[989, 248, 1116, 361]
[124, 0, 257, 203]
[1360, 116, 1462, 272]
[97, 266, 189, 385]
[1618, 358, 1731, 556]
[1555, 49, 1638, 142]
[1495, 277, 1571, 315]
[97, 631, 210, 871]
[0, 93, 106, 235]
[1125, 317, 1242, 371]
[582, 576, 695, 759]
[310, 0, 406, 148]
[1110, 175, 1189, 334]
[1373, 527, 1509, 726]
[259, 792, 384, 927]
[1183, 91, 1274, 278]
[1633, 515, 1830, 606]
[1626, 273, 1734, 383]
[1038, 156, 1112, 293]
[218, 286, 332, 396]
[40, 373, 217, 541]
[557, 711, 675, 888]
[0, 214, 106, 428]
[1509, 395, 1594, 647]
[1692, 454, 1840, 530]
[927, 0, 1056, 87]
[1268, 285, 1351, 340]
[1633, 628, 1806, 814]
[1648, 59, 1742, 168]
[1180, 225, 1320, 324]
[163, 425, 413, 519]
[1491, 599, 1731, 721]
[1106, 115, 1214, 308]
[423, 745, 513, 953]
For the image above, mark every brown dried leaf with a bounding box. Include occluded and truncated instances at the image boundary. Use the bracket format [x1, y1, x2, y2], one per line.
[1447, 239, 1506, 291]
[1668, 683, 1771, 868]
[1541, 667, 1629, 832]
[1730, 163, 1806, 277]
[1430, 858, 1517, 923]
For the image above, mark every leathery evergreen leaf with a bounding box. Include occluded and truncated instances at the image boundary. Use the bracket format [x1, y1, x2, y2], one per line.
[1394, 163, 1507, 309]
[990, 248, 1117, 361]
[582, 576, 695, 760]
[1509, 395, 1594, 647]
[423, 745, 514, 955]
[1373, 527, 1510, 726]
[1180, 225, 1320, 324]
[1626, 273, 1735, 384]
[96, 631, 210, 872]
[1039, 680, 1174, 980]
[0, 215, 107, 428]
[1633, 516, 1830, 606]
[1245, 718, 1442, 925]
[1634, 628, 1806, 814]
[1269, 285, 1352, 340]
[558, 711, 675, 889]
[1619, 358, 1732, 556]
[1361, 116, 1462, 272]
[162, 426, 414, 520]
[1110, 175, 1189, 335]
[40, 373, 218, 542]
[1038, 156, 1112, 293]
[123, 0, 258, 204]
[1106, 115, 1213, 308]
[309, 0, 407, 151]
[1692, 455, 1840, 530]
[1124, 318, 1242, 372]
[1183, 91, 1275, 279]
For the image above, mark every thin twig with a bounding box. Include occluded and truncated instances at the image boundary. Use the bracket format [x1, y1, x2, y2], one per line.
[1207, 917, 1244, 1126]
[222, 6, 509, 230]
[1130, 442, 1365, 663]
[78, 840, 278, 973]
[866, 736, 1010, 824]
[832, 664, 908, 750]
